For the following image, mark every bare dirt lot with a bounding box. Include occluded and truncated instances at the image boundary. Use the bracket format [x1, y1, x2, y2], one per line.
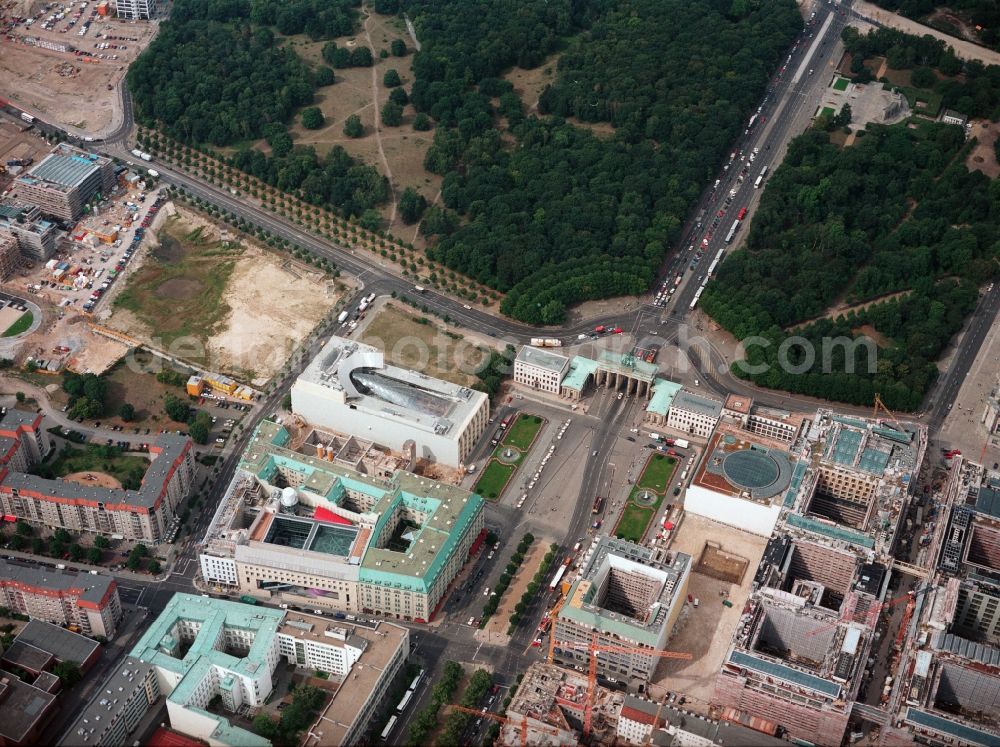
[966, 119, 1000, 178]
[0, 116, 50, 189]
[64, 470, 121, 488]
[650, 514, 768, 713]
[106, 204, 339, 384]
[360, 301, 488, 388]
[0, 4, 159, 133]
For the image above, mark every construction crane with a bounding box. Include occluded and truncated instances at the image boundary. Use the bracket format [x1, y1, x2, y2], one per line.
[554, 635, 692, 740]
[545, 590, 566, 665]
[447, 704, 567, 747]
[872, 393, 908, 436]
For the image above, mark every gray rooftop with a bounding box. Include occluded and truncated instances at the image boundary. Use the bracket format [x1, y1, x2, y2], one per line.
[648, 701, 787, 746]
[560, 537, 690, 647]
[15, 620, 101, 665]
[933, 632, 1000, 668]
[20, 144, 110, 191]
[727, 650, 842, 698]
[671, 390, 723, 418]
[516, 345, 569, 374]
[63, 656, 155, 747]
[0, 668, 56, 743]
[0, 558, 115, 605]
[1, 433, 190, 508]
[905, 707, 999, 747]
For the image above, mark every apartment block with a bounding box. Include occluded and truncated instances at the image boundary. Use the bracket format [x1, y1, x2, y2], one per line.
[0, 559, 122, 638]
[0, 409, 194, 542]
[0, 232, 21, 279]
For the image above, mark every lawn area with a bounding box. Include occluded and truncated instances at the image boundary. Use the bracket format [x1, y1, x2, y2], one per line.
[832, 76, 849, 91]
[637, 454, 677, 492]
[114, 215, 243, 347]
[474, 459, 516, 501]
[361, 303, 485, 387]
[1, 311, 32, 337]
[820, 106, 836, 118]
[33, 444, 149, 489]
[616, 503, 655, 543]
[614, 455, 677, 542]
[501, 414, 544, 451]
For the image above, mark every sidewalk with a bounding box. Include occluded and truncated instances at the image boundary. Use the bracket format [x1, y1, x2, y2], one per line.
[0, 546, 170, 584]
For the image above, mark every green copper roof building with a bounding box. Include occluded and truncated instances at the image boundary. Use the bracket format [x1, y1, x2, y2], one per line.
[200, 420, 485, 622]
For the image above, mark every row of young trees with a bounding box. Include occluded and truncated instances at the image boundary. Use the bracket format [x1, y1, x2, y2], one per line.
[401, 0, 802, 322]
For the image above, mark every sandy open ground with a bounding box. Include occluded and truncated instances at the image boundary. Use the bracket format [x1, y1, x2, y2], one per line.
[650, 513, 768, 713]
[64, 470, 122, 489]
[107, 204, 340, 384]
[0, 8, 158, 134]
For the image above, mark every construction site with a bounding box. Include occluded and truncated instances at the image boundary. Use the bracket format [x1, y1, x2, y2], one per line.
[0, 0, 159, 135]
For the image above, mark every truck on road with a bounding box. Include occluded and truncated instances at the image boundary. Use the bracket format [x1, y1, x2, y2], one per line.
[673, 438, 690, 449]
[337, 310, 349, 324]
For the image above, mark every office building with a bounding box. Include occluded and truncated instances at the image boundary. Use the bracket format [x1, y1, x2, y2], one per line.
[712, 409, 928, 745]
[65, 596, 408, 747]
[0, 202, 58, 262]
[665, 389, 722, 439]
[116, 0, 157, 19]
[683, 426, 796, 536]
[514, 346, 570, 395]
[0, 410, 194, 542]
[287, 614, 409, 747]
[199, 418, 485, 622]
[0, 559, 122, 638]
[290, 335, 489, 468]
[721, 394, 806, 445]
[860, 458, 1000, 746]
[553, 538, 690, 685]
[13, 143, 115, 221]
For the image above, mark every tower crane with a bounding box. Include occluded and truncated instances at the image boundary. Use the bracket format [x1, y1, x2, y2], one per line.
[446, 704, 568, 747]
[554, 635, 692, 740]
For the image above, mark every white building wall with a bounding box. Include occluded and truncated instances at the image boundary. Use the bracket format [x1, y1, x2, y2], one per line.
[290, 381, 488, 467]
[617, 716, 653, 744]
[199, 554, 238, 586]
[683, 485, 781, 537]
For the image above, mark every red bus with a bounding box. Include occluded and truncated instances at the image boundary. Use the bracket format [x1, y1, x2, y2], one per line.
[592, 496, 604, 514]
[737, 207, 748, 220]
[500, 414, 514, 429]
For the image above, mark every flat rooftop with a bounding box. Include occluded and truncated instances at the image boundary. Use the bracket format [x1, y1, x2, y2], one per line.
[560, 537, 690, 647]
[293, 617, 409, 747]
[693, 431, 794, 503]
[671, 389, 723, 418]
[0, 669, 56, 744]
[14, 619, 101, 664]
[238, 420, 484, 592]
[19, 144, 110, 191]
[64, 657, 156, 746]
[0, 557, 115, 605]
[293, 335, 485, 436]
[516, 345, 569, 374]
